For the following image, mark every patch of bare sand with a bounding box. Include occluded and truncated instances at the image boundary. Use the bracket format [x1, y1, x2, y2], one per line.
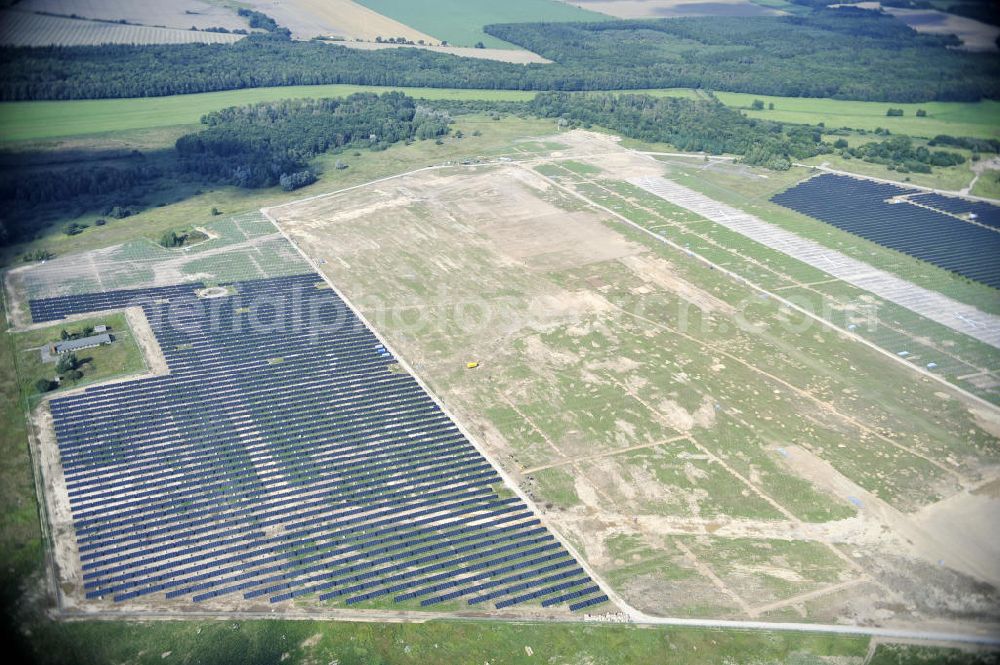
[654, 395, 717, 432]
[336, 40, 551, 64]
[243, 0, 436, 42]
[31, 402, 82, 605]
[912, 488, 1000, 587]
[779, 444, 1000, 587]
[619, 254, 735, 316]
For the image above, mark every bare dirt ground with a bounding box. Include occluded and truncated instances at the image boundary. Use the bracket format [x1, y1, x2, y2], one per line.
[14, 0, 249, 31]
[31, 403, 82, 607]
[269, 133, 1000, 631]
[243, 0, 436, 42]
[335, 39, 551, 64]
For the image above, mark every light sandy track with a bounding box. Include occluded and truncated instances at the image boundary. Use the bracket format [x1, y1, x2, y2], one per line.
[521, 435, 689, 474]
[629, 175, 1000, 350]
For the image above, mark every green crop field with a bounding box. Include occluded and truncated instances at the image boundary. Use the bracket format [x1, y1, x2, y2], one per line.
[0, 85, 540, 143]
[2, 84, 993, 144]
[353, 0, 608, 48]
[714, 92, 1000, 139]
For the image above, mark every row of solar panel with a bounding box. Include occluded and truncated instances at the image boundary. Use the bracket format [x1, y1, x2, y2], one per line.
[40, 275, 601, 611]
[771, 174, 1000, 289]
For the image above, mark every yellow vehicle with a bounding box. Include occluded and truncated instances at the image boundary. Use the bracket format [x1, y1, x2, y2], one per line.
[466, 361, 480, 369]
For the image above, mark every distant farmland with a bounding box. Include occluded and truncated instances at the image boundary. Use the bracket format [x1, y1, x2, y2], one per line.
[0, 11, 245, 47]
[14, 0, 249, 32]
[352, 0, 607, 48]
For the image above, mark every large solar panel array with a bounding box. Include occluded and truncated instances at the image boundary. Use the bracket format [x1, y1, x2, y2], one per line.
[35, 274, 608, 612]
[771, 174, 1000, 289]
[908, 192, 1000, 230]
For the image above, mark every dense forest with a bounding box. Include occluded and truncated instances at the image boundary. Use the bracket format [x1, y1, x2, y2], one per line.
[0, 90, 976, 247]
[1, 8, 996, 102]
[176, 92, 450, 188]
[529, 92, 829, 170]
[840, 136, 967, 173]
[487, 9, 999, 102]
[0, 93, 450, 246]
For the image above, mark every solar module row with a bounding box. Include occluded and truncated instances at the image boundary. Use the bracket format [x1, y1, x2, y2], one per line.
[771, 174, 1000, 289]
[37, 274, 603, 612]
[911, 193, 1000, 230]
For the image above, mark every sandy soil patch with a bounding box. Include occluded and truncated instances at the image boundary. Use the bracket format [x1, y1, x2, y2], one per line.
[335, 39, 551, 64]
[31, 403, 82, 606]
[619, 254, 735, 316]
[244, 0, 436, 42]
[779, 444, 1000, 588]
[15, 0, 249, 31]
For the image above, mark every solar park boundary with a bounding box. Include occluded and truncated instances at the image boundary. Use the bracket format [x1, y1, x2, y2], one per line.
[3, 158, 995, 643]
[260, 192, 1000, 646]
[259, 206, 632, 619]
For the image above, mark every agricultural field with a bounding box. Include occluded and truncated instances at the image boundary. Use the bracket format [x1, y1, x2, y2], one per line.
[3, 85, 996, 145]
[270, 129, 1000, 628]
[241, 0, 436, 43]
[566, 0, 783, 18]
[0, 10, 245, 47]
[715, 93, 1000, 140]
[852, 2, 1000, 52]
[0, 86, 541, 143]
[351, 0, 608, 48]
[334, 40, 551, 64]
[12, 0, 250, 31]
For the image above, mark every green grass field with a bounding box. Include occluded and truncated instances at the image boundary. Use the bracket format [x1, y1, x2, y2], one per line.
[715, 92, 1000, 139]
[12, 312, 146, 406]
[15, 618, 875, 665]
[353, 0, 608, 48]
[2, 85, 993, 144]
[0, 115, 558, 266]
[972, 168, 1000, 199]
[0, 85, 541, 142]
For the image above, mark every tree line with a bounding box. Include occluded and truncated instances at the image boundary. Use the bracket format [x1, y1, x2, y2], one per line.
[486, 9, 998, 102]
[0, 92, 974, 248]
[175, 92, 450, 189]
[529, 92, 829, 170]
[0, 93, 451, 246]
[1, 8, 997, 103]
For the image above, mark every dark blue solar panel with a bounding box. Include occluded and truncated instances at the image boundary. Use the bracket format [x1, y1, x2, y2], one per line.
[31, 273, 601, 611]
[771, 174, 1000, 289]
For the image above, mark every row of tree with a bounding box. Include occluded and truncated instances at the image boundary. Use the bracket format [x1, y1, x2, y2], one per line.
[840, 135, 966, 173]
[175, 92, 450, 189]
[1, 8, 996, 102]
[487, 9, 998, 102]
[529, 92, 829, 170]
